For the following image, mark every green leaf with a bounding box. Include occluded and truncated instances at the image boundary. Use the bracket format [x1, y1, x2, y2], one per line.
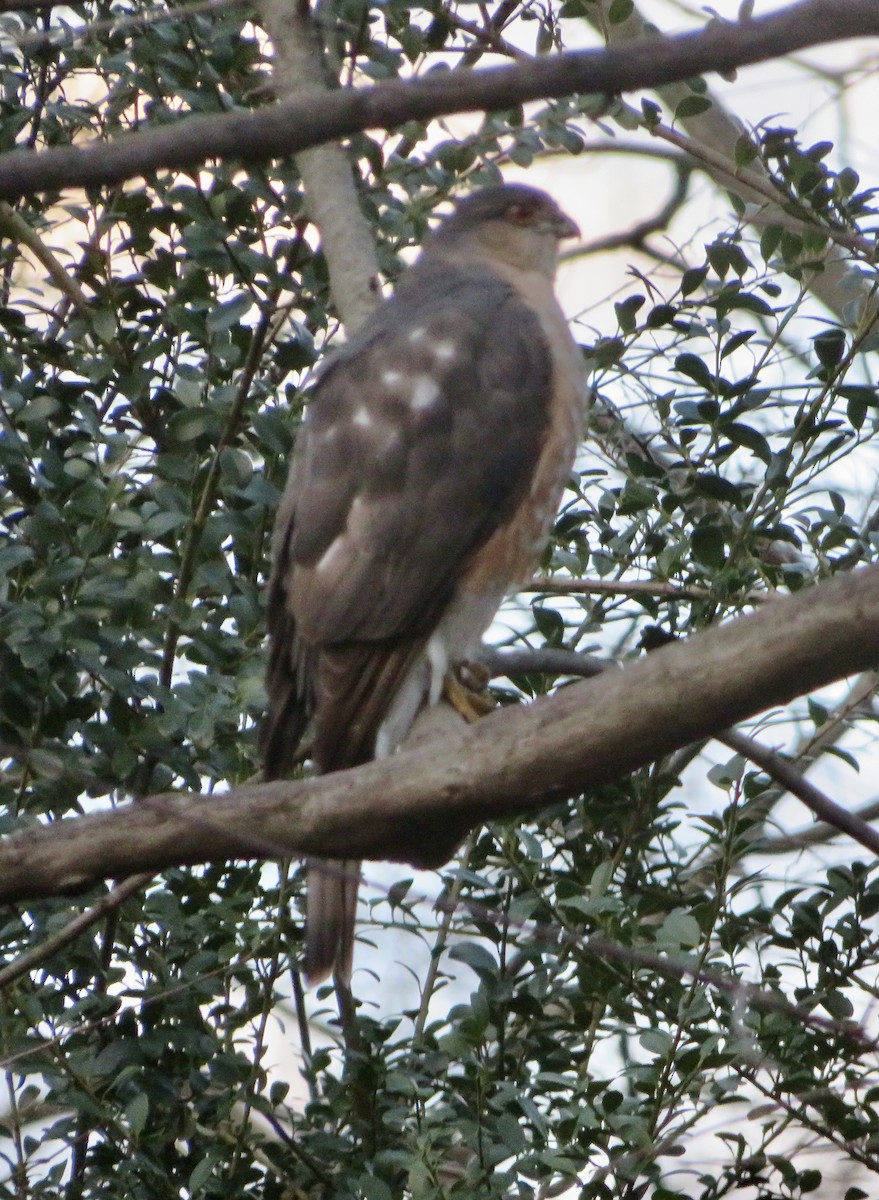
[641, 99, 662, 127]
[716, 290, 775, 318]
[680, 265, 708, 296]
[692, 525, 725, 569]
[126, 1093, 149, 1133]
[724, 422, 772, 464]
[640, 1028, 674, 1055]
[167, 409, 215, 443]
[607, 0, 634, 22]
[358, 1177, 393, 1200]
[591, 861, 614, 898]
[674, 353, 715, 390]
[837, 384, 879, 407]
[205, 293, 253, 333]
[695, 473, 744, 505]
[660, 910, 702, 948]
[646, 303, 677, 328]
[821, 991, 853, 1019]
[734, 134, 758, 167]
[675, 95, 713, 120]
[91, 308, 117, 343]
[189, 1155, 217, 1195]
[615, 293, 645, 333]
[760, 224, 783, 262]
[449, 942, 498, 977]
[496, 1113, 527, 1151]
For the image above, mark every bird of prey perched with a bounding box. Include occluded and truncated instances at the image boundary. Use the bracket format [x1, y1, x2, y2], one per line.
[263, 183, 584, 986]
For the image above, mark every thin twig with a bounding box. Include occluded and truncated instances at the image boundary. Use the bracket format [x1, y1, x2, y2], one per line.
[443, 891, 878, 1049]
[651, 122, 876, 259]
[561, 161, 691, 261]
[720, 728, 879, 858]
[527, 574, 769, 603]
[0, 873, 152, 992]
[413, 831, 478, 1041]
[755, 797, 879, 854]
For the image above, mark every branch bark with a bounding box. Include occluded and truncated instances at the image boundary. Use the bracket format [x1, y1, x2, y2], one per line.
[3, 564, 879, 903]
[257, 0, 380, 332]
[0, 0, 876, 201]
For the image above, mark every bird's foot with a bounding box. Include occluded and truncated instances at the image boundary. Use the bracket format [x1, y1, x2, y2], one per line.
[442, 661, 496, 723]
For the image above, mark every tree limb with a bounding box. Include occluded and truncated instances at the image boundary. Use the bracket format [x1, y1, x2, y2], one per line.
[257, 0, 380, 332]
[3, 564, 879, 903]
[0, 0, 876, 201]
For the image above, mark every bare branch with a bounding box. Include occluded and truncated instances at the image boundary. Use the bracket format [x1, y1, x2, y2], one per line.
[258, 0, 380, 332]
[562, 161, 691, 259]
[3, 564, 879, 903]
[479, 646, 614, 679]
[482, 645, 879, 857]
[527, 574, 770, 603]
[0, 0, 876, 201]
[756, 797, 879, 854]
[720, 729, 879, 858]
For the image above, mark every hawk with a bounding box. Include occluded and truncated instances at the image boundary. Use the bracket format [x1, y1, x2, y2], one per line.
[263, 183, 584, 986]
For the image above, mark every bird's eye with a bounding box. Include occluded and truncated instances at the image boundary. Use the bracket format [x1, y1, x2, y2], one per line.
[506, 203, 538, 225]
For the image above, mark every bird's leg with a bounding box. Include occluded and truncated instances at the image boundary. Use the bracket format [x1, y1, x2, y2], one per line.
[441, 660, 496, 723]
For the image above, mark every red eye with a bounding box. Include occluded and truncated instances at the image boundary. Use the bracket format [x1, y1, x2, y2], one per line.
[507, 203, 537, 225]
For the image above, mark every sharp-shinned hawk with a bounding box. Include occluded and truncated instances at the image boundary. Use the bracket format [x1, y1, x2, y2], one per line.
[263, 183, 584, 985]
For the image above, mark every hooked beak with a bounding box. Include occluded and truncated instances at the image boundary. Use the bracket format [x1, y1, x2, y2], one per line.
[554, 209, 580, 241]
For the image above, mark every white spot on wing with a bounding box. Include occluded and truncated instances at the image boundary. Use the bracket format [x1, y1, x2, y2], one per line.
[407, 326, 428, 345]
[381, 369, 405, 388]
[432, 340, 457, 363]
[314, 535, 347, 576]
[410, 375, 441, 412]
[352, 406, 373, 428]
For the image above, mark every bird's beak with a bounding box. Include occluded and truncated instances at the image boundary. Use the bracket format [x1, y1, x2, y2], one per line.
[555, 211, 580, 241]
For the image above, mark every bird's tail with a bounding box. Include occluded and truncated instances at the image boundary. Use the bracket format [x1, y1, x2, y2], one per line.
[303, 858, 361, 986]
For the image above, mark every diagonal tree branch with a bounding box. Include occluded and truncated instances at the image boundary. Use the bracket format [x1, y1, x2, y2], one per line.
[0, 0, 876, 201]
[3, 564, 879, 904]
[581, 0, 877, 325]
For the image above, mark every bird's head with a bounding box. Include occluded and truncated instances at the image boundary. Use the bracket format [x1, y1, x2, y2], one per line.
[427, 183, 579, 277]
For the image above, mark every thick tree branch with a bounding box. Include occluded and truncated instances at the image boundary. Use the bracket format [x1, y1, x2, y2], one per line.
[0, 0, 876, 201]
[258, 0, 380, 332]
[3, 565, 879, 903]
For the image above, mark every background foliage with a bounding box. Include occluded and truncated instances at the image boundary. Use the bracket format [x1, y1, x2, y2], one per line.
[1, 0, 879, 1196]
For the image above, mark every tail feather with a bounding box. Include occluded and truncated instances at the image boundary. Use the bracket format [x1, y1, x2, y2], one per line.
[303, 858, 361, 986]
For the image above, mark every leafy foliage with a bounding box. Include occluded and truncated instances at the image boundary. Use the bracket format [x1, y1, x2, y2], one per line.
[1, 0, 879, 1197]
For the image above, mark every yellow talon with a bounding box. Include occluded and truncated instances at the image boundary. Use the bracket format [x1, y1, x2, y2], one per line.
[441, 662, 496, 722]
